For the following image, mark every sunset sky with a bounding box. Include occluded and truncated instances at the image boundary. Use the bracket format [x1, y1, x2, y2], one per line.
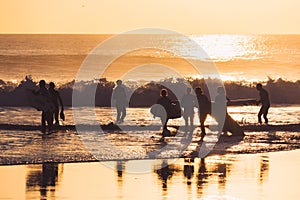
[1, 0, 300, 34]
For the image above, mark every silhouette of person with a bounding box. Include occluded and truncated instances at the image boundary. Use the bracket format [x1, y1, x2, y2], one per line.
[157, 89, 172, 130]
[214, 87, 229, 133]
[49, 82, 64, 125]
[195, 87, 211, 137]
[256, 83, 270, 124]
[112, 80, 128, 123]
[181, 87, 196, 127]
[35, 80, 53, 133]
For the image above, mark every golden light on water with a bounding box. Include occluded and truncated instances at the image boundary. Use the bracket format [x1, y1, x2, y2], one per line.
[191, 34, 262, 62]
[100, 34, 267, 82]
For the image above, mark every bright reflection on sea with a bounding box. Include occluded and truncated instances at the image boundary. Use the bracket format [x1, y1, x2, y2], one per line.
[189, 34, 266, 62]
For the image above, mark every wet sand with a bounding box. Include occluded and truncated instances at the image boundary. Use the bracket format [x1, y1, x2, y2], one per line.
[1, 105, 300, 200]
[1, 125, 300, 165]
[1, 150, 300, 200]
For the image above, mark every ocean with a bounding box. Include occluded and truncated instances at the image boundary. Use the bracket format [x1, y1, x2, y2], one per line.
[0, 34, 300, 83]
[1, 34, 300, 199]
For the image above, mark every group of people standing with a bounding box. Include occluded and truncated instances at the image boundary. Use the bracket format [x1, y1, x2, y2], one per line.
[158, 84, 270, 133]
[112, 80, 270, 132]
[35, 78, 270, 136]
[157, 86, 214, 138]
[34, 80, 64, 133]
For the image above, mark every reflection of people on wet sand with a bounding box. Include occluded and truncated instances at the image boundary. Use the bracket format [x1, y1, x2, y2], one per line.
[155, 160, 176, 190]
[256, 83, 270, 124]
[49, 82, 64, 125]
[195, 87, 211, 138]
[26, 163, 60, 199]
[181, 88, 196, 127]
[33, 80, 53, 133]
[112, 80, 128, 124]
[183, 163, 194, 185]
[197, 158, 208, 187]
[156, 89, 172, 131]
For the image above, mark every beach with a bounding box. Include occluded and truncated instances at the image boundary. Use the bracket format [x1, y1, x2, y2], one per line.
[0, 105, 299, 200]
[0, 34, 299, 199]
[0, 106, 300, 164]
[1, 150, 300, 200]
[1, 0, 300, 198]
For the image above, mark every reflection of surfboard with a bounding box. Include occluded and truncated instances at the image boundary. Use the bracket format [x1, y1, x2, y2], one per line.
[27, 91, 55, 112]
[150, 101, 182, 119]
[227, 99, 257, 106]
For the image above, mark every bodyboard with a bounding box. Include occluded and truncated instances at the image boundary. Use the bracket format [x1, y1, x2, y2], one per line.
[150, 101, 182, 119]
[150, 104, 166, 118]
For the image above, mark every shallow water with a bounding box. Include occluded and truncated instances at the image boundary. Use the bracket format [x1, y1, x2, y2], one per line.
[0, 106, 300, 165]
[1, 150, 300, 200]
[1, 105, 300, 126]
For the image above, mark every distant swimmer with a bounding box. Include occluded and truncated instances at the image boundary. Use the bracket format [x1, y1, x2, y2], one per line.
[181, 88, 196, 127]
[194, 87, 211, 137]
[49, 82, 64, 125]
[156, 89, 172, 130]
[112, 80, 128, 124]
[256, 83, 270, 124]
[34, 80, 53, 133]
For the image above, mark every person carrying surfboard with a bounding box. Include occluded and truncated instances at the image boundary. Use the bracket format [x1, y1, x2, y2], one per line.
[256, 83, 270, 124]
[156, 89, 172, 131]
[49, 82, 64, 125]
[33, 80, 54, 133]
[195, 87, 211, 137]
[213, 87, 244, 136]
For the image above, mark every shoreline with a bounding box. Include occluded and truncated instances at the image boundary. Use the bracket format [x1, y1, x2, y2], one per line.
[1, 148, 300, 167]
[1, 126, 300, 166]
[0, 123, 300, 132]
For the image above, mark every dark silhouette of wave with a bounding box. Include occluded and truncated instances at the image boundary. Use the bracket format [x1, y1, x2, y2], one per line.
[0, 76, 299, 107]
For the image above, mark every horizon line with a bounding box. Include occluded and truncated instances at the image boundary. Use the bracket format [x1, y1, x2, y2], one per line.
[1, 32, 300, 36]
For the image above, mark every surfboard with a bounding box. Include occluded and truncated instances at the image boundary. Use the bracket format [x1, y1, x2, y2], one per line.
[150, 101, 182, 119]
[27, 90, 55, 112]
[227, 99, 257, 106]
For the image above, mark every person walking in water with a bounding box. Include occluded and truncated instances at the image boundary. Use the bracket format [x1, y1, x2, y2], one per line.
[195, 87, 211, 137]
[112, 80, 128, 124]
[35, 80, 53, 133]
[49, 82, 64, 125]
[214, 86, 230, 133]
[157, 89, 172, 130]
[256, 83, 270, 124]
[181, 87, 196, 127]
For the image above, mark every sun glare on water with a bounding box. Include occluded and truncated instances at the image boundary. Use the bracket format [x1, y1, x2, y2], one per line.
[190, 34, 262, 62]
